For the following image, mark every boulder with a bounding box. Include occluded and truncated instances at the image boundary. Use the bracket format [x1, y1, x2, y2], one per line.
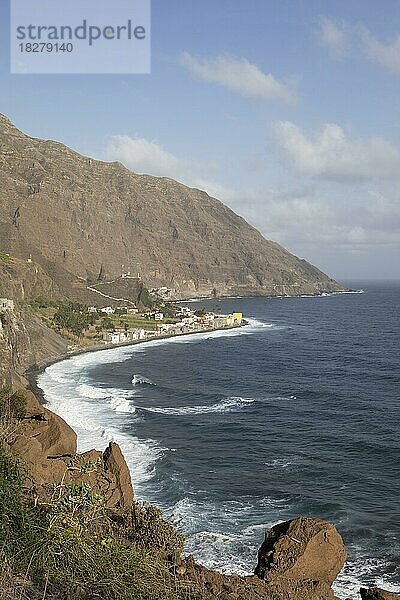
[360, 588, 400, 600]
[103, 441, 134, 510]
[255, 517, 347, 586]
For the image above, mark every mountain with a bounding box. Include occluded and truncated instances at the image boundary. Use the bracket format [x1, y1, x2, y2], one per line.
[0, 114, 344, 301]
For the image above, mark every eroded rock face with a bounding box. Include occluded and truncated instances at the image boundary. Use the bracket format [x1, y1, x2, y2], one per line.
[6, 390, 134, 512]
[8, 390, 77, 485]
[103, 441, 134, 510]
[255, 518, 346, 593]
[64, 446, 134, 512]
[360, 588, 400, 600]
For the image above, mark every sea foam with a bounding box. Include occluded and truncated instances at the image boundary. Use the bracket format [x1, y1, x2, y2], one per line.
[139, 396, 255, 416]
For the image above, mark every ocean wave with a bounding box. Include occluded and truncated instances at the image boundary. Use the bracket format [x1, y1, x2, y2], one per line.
[132, 374, 155, 386]
[37, 365, 161, 491]
[263, 457, 295, 469]
[165, 496, 283, 576]
[139, 396, 255, 416]
[109, 395, 136, 414]
[170, 496, 400, 596]
[333, 553, 400, 599]
[76, 383, 111, 400]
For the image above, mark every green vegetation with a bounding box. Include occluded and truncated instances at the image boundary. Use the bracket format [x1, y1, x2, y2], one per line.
[110, 314, 158, 331]
[0, 449, 182, 599]
[30, 297, 185, 345]
[137, 286, 153, 308]
[53, 302, 96, 337]
[32, 296, 58, 309]
[159, 304, 178, 318]
[0, 251, 10, 263]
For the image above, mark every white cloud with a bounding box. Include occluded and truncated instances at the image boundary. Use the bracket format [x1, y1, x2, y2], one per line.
[105, 135, 183, 179]
[103, 133, 400, 278]
[181, 53, 297, 104]
[361, 29, 400, 75]
[274, 121, 400, 182]
[318, 18, 400, 77]
[225, 185, 400, 262]
[104, 134, 237, 200]
[318, 17, 348, 58]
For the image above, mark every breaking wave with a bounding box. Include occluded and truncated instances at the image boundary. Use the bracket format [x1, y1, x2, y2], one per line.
[139, 396, 255, 416]
[132, 374, 155, 386]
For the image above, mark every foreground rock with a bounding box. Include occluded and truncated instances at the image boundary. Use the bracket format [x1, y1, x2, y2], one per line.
[360, 588, 400, 599]
[6, 390, 133, 512]
[254, 517, 347, 599]
[172, 517, 347, 600]
[3, 388, 349, 599]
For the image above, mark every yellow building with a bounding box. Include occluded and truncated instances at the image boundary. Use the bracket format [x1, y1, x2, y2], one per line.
[226, 312, 243, 326]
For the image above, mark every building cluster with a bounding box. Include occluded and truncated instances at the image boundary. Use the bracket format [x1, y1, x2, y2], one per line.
[102, 328, 146, 344]
[101, 305, 243, 345]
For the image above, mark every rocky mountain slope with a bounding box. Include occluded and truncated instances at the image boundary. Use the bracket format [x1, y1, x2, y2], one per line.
[0, 113, 343, 300]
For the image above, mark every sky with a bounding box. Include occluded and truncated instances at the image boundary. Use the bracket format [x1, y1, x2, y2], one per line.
[1, 0, 400, 280]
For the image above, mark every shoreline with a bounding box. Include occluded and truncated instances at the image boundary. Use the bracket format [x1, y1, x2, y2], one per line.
[23, 292, 399, 598]
[172, 288, 358, 303]
[26, 287, 364, 403]
[26, 322, 246, 405]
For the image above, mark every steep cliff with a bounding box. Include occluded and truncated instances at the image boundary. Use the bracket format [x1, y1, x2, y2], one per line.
[0, 113, 343, 300]
[0, 304, 67, 388]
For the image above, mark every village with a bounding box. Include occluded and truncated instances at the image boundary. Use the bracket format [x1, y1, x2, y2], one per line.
[0, 296, 245, 347]
[98, 304, 244, 345]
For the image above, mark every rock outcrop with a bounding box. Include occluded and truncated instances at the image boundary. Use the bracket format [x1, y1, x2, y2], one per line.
[360, 588, 400, 600]
[255, 518, 347, 599]
[103, 441, 134, 509]
[7, 390, 77, 485]
[5, 390, 134, 512]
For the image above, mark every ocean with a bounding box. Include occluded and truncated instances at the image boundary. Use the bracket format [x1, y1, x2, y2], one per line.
[37, 280, 400, 599]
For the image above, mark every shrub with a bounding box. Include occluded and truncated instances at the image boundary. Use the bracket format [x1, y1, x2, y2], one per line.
[0, 450, 191, 599]
[130, 501, 184, 556]
[0, 388, 26, 439]
[32, 296, 58, 309]
[0, 251, 10, 263]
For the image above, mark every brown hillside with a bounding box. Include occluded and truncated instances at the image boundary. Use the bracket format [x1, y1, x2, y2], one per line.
[0, 114, 344, 300]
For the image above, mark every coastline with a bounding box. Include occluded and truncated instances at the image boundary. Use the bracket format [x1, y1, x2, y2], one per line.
[25, 287, 364, 395]
[26, 322, 247, 405]
[173, 288, 357, 303]
[21, 290, 400, 598]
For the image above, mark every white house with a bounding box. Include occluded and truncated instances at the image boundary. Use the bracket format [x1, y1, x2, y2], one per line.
[181, 316, 194, 325]
[101, 306, 115, 315]
[154, 312, 164, 321]
[103, 332, 121, 344]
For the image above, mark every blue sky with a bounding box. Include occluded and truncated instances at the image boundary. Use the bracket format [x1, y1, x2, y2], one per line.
[1, 0, 400, 280]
